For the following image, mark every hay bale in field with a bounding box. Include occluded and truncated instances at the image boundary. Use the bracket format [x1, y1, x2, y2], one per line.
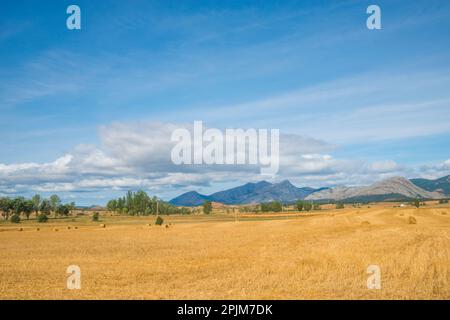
[361, 220, 371, 226]
[18, 227, 23, 231]
[67, 226, 71, 230]
[165, 224, 169, 228]
[442, 211, 447, 215]
[408, 216, 417, 224]
[54, 228, 59, 231]
[74, 226, 78, 229]
[99, 224, 106, 228]
[399, 213, 404, 216]
[36, 228, 40, 231]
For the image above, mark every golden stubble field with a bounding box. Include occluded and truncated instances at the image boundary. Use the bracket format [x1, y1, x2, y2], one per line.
[0, 205, 449, 299]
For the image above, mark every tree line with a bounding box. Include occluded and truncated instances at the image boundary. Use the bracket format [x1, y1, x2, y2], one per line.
[107, 190, 190, 215]
[0, 194, 75, 222]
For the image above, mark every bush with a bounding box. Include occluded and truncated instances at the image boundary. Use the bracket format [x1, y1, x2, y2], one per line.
[260, 201, 282, 212]
[296, 200, 304, 211]
[336, 203, 344, 209]
[92, 212, 99, 221]
[155, 216, 164, 226]
[303, 202, 312, 211]
[37, 214, 48, 223]
[203, 200, 212, 214]
[10, 214, 21, 223]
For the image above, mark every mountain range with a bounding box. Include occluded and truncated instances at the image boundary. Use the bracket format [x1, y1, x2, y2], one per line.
[169, 175, 450, 206]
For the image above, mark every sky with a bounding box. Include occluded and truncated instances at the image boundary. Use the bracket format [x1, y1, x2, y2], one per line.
[0, 0, 449, 205]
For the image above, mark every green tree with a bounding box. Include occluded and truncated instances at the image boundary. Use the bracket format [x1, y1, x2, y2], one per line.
[0, 197, 13, 220]
[336, 203, 344, 209]
[68, 202, 76, 212]
[23, 200, 34, 219]
[49, 195, 61, 215]
[31, 194, 41, 216]
[12, 197, 26, 216]
[303, 202, 312, 211]
[296, 200, 304, 211]
[413, 198, 420, 208]
[56, 204, 70, 216]
[39, 199, 52, 215]
[107, 199, 117, 212]
[203, 200, 212, 214]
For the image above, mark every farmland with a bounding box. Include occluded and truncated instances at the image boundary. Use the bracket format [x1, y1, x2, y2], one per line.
[0, 203, 449, 299]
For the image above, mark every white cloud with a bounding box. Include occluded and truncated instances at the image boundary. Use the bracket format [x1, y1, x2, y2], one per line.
[0, 121, 449, 200]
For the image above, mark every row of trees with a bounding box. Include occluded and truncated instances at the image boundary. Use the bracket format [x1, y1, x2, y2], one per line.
[258, 200, 322, 212]
[107, 190, 190, 215]
[0, 194, 75, 221]
[295, 200, 321, 211]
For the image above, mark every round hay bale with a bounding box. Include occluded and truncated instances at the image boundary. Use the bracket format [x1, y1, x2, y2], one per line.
[442, 211, 447, 215]
[54, 228, 59, 231]
[165, 224, 169, 228]
[36, 228, 40, 231]
[74, 226, 78, 229]
[99, 224, 106, 228]
[408, 216, 417, 224]
[147, 223, 151, 227]
[67, 226, 71, 230]
[18, 227, 23, 231]
[361, 220, 371, 226]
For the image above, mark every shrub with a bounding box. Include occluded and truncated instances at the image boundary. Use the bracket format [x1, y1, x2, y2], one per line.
[37, 214, 48, 223]
[92, 212, 99, 221]
[260, 201, 282, 212]
[155, 216, 164, 226]
[303, 202, 312, 211]
[203, 200, 212, 214]
[10, 214, 20, 223]
[336, 203, 344, 209]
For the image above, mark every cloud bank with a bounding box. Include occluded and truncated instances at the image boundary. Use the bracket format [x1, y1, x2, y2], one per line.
[1, 121, 449, 203]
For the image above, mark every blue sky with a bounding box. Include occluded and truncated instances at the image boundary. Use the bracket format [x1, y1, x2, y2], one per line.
[1, 0, 449, 205]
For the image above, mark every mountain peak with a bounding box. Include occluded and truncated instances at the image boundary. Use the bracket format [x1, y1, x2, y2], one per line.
[169, 190, 209, 206]
[306, 175, 445, 201]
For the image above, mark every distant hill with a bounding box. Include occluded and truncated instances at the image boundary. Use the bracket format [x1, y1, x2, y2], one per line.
[305, 177, 444, 202]
[170, 175, 449, 206]
[169, 191, 210, 206]
[169, 180, 321, 206]
[410, 175, 450, 196]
